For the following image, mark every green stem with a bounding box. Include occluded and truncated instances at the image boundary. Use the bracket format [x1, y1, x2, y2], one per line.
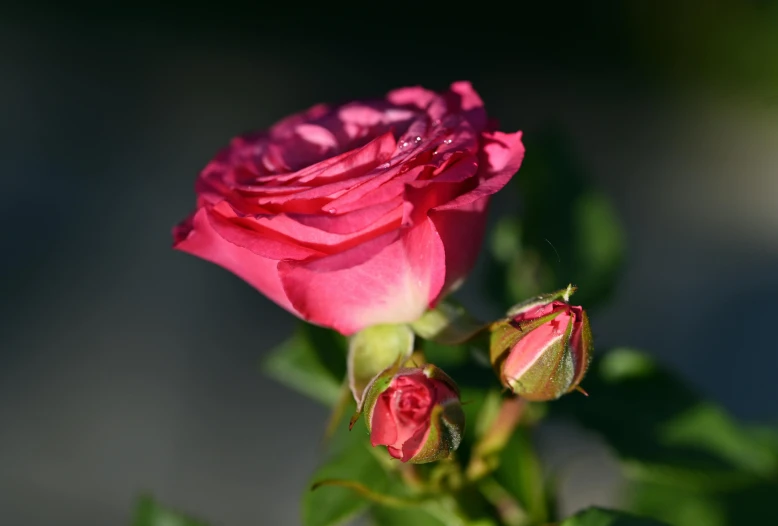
[467, 396, 526, 481]
[310, 479, 426, 508]
[478, 477, 529, 526]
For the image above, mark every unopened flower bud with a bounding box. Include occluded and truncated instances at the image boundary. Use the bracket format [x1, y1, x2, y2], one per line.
[490, 286, 592, 401]
[359, 365, 464, 463]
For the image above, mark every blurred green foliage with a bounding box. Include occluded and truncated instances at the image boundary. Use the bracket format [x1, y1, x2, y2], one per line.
[552, 349, 778, 526]
[486, 131, 625, 311]
[627, 1, 778, 96]
[262, 324, 348, 406]
[560, 507, 668, 526]
[132, 495, 209, 526]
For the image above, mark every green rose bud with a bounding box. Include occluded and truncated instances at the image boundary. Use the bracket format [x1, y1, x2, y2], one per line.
[490, 286, 592, 401]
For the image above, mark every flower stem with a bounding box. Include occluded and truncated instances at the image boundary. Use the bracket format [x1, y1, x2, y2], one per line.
[466, 396, 526, 481]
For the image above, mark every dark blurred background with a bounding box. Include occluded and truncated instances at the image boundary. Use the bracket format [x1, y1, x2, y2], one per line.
[2, 2, 777, 525]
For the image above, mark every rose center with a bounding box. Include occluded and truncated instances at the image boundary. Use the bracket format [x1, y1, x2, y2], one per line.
[391, 384, 432, 425]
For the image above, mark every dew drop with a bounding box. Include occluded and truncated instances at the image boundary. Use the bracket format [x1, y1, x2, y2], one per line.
[378, 162, 391, 169]
[414, 136, 422, 142]
[399, 141, 409, 149]
[443, 138, 453, 144]
[326, 208, 337, 214]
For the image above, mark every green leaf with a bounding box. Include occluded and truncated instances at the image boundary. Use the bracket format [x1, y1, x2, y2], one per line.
[485, 131, 625, 309]
[132, 495, 209, 526]
[560, 507, 669, 526]
[492, 427, 549, 524]
[304, 432, 389, 526]
[262, 323, 347, 406]
[370, 506, 447, 526]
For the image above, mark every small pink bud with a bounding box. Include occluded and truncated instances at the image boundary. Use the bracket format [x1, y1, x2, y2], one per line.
[360, 365, 464, 463]
[490, 287, 592, 401]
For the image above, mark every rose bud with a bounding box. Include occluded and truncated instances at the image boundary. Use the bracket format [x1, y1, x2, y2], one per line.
[490, 286, 592, 401]
[359, 364, 464, 463]
[173, 82, 524, 335]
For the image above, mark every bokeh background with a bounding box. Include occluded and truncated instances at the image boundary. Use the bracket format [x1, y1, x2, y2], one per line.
[2, 2, 777, 525]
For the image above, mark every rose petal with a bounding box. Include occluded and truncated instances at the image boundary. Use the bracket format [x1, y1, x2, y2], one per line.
[209, 202, 324, 260]
[250, 208, 401, 254]
[427, 196, 489, 300]
[370, 389, 399, 448]
[287, 200, 402, 235]
[278, 220, 445, 334]
[386, 86, 438, 110]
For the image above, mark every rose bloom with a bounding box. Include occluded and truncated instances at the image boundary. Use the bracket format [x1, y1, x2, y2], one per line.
[363, 366, 464, 463]
[173, 82, 524, 335]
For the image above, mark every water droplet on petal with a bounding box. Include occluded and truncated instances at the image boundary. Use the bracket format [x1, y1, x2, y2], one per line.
[326, 208, 337, 214]
[399, 141, 409, 149]
[378, 162, 390, 169]
[414, 136, 422, 142]
[443, 138, 453, 144]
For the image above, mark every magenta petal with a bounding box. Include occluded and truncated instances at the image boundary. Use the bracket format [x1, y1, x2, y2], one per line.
[286, 200, 401, 235]
[208, 203, 324, 260]
[370, 392, 398, 447]
[400, 424, 432, 462]
[386, 86, 438, 110]
[428, 196, 489, 300]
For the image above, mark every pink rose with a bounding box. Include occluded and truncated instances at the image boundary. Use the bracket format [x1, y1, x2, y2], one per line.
[490, 289, 592, 401]
[361, 365, 464, 463]
[173, 81, 524, 335]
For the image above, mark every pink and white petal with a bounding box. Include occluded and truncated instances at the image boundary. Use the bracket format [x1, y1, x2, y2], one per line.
[173, 208, 302, 316]
[279, 220, 446, 335]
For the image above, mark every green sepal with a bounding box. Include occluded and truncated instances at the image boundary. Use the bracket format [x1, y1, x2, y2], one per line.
[422, 363, 461, 397]
[410, 300, 487, 345]
[489, 309, 567, 369]
[570, 308, 594, 389]
[356, 365, 399, 432]
[505, 284, 576, 317]
[348, 323, 414, 406]
[408, 399, 466, 464]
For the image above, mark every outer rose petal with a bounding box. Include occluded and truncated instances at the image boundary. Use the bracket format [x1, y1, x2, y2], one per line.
[369, 389, 398, 447]
[173, 208, 301, 316]
[279, 219, 446, 335]
[428, 196, 489, 299]
[480, 131, 525, 182]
